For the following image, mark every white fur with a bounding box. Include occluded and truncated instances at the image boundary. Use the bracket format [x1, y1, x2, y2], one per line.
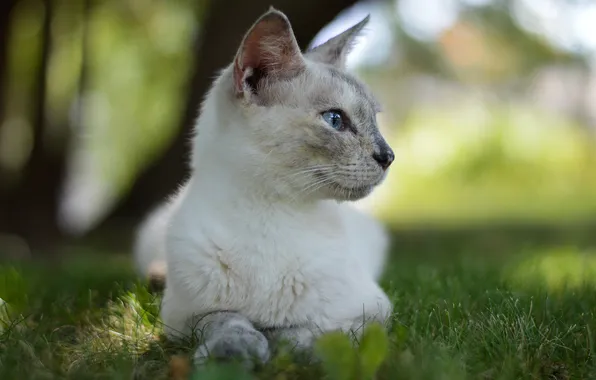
[133, 11, 393, 348]
[133, 184, 187, 278]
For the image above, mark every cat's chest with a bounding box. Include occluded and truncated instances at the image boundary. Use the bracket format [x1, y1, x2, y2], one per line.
[217, 222, 350, 280]
[206, 201, 347, 259]
[216, 243, 363, 326]
[170, 201, 375, 326]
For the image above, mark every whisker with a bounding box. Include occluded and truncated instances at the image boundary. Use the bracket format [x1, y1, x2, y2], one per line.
[299, 175, 336, 197]
[281, 165, 338, 192]
[284, 165, 335, 179]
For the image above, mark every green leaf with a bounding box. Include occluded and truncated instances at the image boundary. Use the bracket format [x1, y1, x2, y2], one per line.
[359, 323, 389, 380]
[315, 331, 359, 380]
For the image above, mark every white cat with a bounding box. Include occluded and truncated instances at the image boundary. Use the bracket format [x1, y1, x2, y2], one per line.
[134, 8, 395, 366]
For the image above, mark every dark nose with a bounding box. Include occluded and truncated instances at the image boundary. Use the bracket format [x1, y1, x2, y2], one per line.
[373, 148, 394, 170]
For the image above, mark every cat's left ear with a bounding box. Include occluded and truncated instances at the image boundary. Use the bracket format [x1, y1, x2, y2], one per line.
[305, 15, 369, 69]
[234, 8, 305, 96]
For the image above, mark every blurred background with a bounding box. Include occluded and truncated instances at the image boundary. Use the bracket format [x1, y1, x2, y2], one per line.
[1, 0, 596, 259]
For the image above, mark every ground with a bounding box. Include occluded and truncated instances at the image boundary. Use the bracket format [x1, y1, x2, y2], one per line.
[1, 225, 596, 380]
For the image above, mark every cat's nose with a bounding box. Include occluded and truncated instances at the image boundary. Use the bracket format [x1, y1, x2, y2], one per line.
[373, 148, 394, 170]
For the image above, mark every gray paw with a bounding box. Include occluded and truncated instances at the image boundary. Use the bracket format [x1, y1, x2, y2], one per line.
[194, 327, 270, 369]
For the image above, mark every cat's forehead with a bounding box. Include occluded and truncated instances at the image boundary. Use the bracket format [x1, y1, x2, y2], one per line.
[258, 62, 381, 115]
[324, 66, 381, 113]
[298, 64, 382, 116]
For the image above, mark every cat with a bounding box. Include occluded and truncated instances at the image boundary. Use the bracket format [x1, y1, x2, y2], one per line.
[133, 8, 395, 367]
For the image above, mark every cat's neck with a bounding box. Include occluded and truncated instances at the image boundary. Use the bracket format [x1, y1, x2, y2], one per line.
[180, 164, 346, 250]
[178, 159, 344, 256]
[186, 158, 318, 214]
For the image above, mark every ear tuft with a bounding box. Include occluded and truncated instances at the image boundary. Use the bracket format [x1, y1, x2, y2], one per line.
[233, 9, 305, 95]
[306, 15, 370, 68]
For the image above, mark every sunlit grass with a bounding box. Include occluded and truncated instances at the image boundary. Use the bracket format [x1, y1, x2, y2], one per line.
[506, 247, 596, 291]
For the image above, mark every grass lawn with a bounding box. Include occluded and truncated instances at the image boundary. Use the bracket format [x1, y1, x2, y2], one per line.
[2, 227, 596, 380]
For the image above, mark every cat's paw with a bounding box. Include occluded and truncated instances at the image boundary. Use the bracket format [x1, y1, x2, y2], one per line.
[193, 327, 270, 369]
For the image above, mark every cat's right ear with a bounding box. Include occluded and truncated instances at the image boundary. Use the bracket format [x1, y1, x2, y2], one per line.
[233, 9, 305, 96]
[305, 16, 369, 69]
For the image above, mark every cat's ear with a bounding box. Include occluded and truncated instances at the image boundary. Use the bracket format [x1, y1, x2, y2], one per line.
[233, 8, 305, 95]
[305, 15, 369, 69]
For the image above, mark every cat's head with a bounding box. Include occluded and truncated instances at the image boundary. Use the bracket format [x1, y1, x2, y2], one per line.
[200, 8, 393, 202]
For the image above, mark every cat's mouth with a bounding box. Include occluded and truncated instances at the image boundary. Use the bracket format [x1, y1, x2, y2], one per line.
[328, 182, 374, 200]
[310, 169, 383, 200]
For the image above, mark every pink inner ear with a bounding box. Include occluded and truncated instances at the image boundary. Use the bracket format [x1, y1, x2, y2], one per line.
[234, 14, 303, 94]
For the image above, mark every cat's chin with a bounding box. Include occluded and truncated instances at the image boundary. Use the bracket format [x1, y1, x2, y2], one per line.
[325, 182, 375, 201]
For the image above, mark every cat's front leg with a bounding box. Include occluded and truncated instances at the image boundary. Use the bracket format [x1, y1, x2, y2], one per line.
[161, 290, 270, 368]
[192, 311, 271, 368]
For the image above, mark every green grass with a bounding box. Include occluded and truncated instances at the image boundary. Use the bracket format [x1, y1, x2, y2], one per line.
[2, 229, 596, 379]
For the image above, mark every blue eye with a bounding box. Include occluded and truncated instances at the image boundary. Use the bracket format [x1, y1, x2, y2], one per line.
[322, 110, 343, 130]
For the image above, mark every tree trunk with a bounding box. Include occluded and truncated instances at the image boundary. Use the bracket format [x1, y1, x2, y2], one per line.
[0, 0, 16, 186]
[0, 0, 16, 126]
[0, 0, 68, 255]
[97, 0, 360, 234]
